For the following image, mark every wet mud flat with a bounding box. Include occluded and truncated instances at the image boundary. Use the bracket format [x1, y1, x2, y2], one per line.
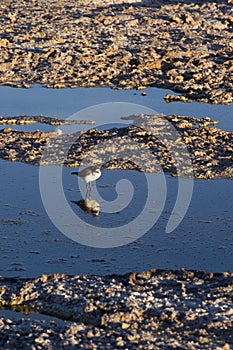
[0, 0, 232, 104]
[0, 113, 232, 179]
[0, 269, 232, 349]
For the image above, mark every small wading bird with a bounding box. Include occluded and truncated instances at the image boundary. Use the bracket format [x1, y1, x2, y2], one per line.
[72, 166, 101, 198]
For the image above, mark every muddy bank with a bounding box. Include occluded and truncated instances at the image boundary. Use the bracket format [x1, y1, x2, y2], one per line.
[0, 0, 232, 104]
[0, 269, 232, 349]
[0, 113, 232, 179]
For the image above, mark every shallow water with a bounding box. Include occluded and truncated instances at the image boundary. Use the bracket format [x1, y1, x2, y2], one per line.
[0, 85, 233, 131]
[0, 308, 69, 325]
[0, 86, 232, 277]
[0, 159, 232, 277]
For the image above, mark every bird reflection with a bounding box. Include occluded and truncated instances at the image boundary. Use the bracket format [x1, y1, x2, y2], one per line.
[72, 199, 100, 216]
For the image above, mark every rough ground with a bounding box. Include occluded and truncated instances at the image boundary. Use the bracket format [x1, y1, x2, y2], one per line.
[0, 0, 232, 104]
[0, 1, 232, 348]
[0, 269, 232, 349]
[0, 113, 232, 179]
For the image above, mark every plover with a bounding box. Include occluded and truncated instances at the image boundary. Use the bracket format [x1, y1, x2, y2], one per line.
[72, 166, 101, 198]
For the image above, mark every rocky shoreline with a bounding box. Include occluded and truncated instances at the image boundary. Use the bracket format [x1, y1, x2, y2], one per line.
[0, 113, 232, 179]
[0, 0, 233, 104]
[0, 269, 232, 349]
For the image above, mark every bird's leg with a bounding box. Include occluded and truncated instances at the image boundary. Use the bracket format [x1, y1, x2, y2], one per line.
[85, 183, 89, 200]
[87, 184, 90, 199]
[86, 182, 91, 199]
[89, 182, 93, 197]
